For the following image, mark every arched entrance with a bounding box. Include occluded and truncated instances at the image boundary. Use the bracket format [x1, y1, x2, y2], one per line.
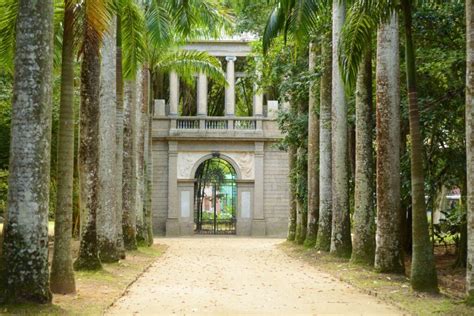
[194, 156, 237, 234]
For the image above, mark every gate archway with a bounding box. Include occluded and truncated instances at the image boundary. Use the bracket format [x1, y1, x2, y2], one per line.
[194, 156, 237, 234]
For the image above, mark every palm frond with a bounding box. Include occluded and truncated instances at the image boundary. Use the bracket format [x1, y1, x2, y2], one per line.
[263, 4, 287, 54]
[167, 0, 233, 39]
[339, 0, 394, 88]
[145, 0, 171, 46]
[82, 0, 111, 52]
[154, 49, 225, 85]
[121, 0, 146, 79]
[0, 0, 18, 73]
[263, 0, 329, 54]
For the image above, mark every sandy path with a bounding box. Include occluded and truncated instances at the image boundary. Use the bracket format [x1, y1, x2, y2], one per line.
[107, 238, 402, 315]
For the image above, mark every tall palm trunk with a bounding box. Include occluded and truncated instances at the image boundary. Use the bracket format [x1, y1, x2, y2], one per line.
[401, 0, 438, 292]
[123, 78, 138, 250]
[466, 0, 474, 304]
[97, 17, 120, 263]
[51, 0, 76, 294]
[295, 143, 308, 245]
[143, 67, 154, 245]
[287, 98, 297, 241]
[136, 69, 147, 246]
[374, 12, 404, 273]
[305, 42, 320, 247]
[331, 0, 352, 258]
[316, 34, 332, 251]
[0, 0, 54, 303]
[351, 48, 375, 265]
[74, 14, 103, 271]
[295, 97, 308, 244]
[115, 15, 126, 259]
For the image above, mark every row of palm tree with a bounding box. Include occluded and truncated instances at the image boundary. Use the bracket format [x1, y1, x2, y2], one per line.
[0, 0, 229, 304]
[263, 0, 470, 295]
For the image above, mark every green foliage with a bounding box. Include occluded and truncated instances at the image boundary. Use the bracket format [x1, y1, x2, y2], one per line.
[0, 74, 12, 170]
[400, 1, 466, 214]
[0, 169, 8, 218]
[222, 0, 273, 35]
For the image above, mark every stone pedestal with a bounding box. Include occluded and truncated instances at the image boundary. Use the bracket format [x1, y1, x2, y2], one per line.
[169, 71, 179, 116]
[197, 72, 208, 116]
[154, 99, 166, 117]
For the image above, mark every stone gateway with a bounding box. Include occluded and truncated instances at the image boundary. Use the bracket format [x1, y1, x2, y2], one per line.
[151, 38, 290, 236]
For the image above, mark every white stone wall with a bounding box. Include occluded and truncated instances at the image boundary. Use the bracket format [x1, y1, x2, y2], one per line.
[152, 141, 169, 234]
[264, 143, 290, 236]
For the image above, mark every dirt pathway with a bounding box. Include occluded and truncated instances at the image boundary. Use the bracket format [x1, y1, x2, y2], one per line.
[107, 238, 402, 315]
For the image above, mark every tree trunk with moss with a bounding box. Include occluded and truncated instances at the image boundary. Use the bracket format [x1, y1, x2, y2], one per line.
[331, 0, 352, 258]
[115, 15, 126, 259]
[74, 10, 104, 271]
[287, 97, 297, 241]
[374, 13, 404, 273]
[50, 0, 76, 294]
[465, 0, 474, 304]
[295, 146, 308, 245]
[316, 35, 332, 251]
[123, 79, 138, 250]
[305, 42, 320, 248]
[143, 67, 154, 245]
[97, 17, 120, 263]
[401, 0, 438, 292]
[136, 69, 148, 246]
[351, 49, 375, 265]
[0, 0, 54, 303]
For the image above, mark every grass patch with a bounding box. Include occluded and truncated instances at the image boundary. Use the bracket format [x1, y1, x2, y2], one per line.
[279, 241, 474, 316]
[1, 243, 167, 315]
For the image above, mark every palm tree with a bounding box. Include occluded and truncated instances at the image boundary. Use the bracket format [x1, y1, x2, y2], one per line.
[115, 12, 126, 258]
[351, 47, 375, 265]
[50, 0, 77, 293]
[316, 32, 333, 251]
[0, 0, 54, 303]
[262, 0, 329, 245]
[288, 101, 298, 241]
[400, 0, 437, 292]
[116, 0, 230, 248]
[305, 42, 319, 247]
[340, 0, 438, 288]
[373, 12, 404, 273]
[135, 68, 148, 246]
[74, 0, 110, 271]
[330, 0, 351, 258]
[465, 0, 474, 304]
[97, 16, 121, 262]
[296, 100, 308, 245]
[122, 76, 138, 250]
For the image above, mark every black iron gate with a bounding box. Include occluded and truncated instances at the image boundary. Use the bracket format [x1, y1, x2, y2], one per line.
[194, 156, 237, 235]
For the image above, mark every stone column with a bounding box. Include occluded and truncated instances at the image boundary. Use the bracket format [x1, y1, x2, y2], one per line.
[252, 142, 266, 236]
[169, 71, 179, 116]
[225, 56, 237, 116]
[253, 57, 263, 117]
[197, 72, 208, 116]
[166, 141, 180, 235]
